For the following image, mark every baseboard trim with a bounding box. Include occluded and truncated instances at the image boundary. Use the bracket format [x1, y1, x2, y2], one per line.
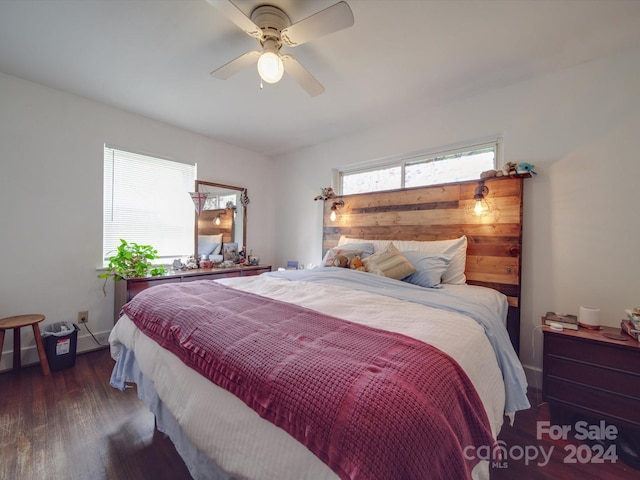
[0, 330, 110, 373]
[522, 362, 543, 393]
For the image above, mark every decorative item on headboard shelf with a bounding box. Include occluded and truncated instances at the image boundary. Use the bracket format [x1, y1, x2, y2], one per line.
[480, 162, 536, 179]
[313, 186, 337, 201]
[516, 162, 536, 175]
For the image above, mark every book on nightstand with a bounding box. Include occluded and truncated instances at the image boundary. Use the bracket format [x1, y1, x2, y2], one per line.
[620, 319, 640, 341]
[543, 311, 579, 330]
[625, 309, 640, 329]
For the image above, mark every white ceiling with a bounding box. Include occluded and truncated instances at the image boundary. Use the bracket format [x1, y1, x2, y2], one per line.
[1, 0, 640, 158]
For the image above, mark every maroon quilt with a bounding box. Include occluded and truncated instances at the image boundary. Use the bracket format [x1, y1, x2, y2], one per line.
[123, 280, 497, 480]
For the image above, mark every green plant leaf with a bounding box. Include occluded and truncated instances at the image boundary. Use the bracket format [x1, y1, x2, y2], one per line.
[99, 239, 164, 296]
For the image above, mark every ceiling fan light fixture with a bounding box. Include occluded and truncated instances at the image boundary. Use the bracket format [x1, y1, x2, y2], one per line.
[209, 1, 354, 95]
[257, 50, 284, 84]
[257, 38, 284, 84]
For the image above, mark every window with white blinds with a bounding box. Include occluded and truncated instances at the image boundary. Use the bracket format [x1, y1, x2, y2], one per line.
[103, 145, 196, 263]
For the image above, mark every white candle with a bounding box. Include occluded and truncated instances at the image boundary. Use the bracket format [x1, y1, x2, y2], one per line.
[579, 306, 600, 328]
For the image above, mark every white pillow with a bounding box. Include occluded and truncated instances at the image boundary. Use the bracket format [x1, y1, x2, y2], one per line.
[339, 235, 467, 284]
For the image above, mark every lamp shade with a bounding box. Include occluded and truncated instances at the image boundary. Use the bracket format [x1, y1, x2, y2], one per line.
[467, 198, 494, 217]
[465, 182, 494, 217]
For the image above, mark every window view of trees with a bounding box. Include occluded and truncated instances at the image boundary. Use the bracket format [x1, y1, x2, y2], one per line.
[341, 144, 497, 195]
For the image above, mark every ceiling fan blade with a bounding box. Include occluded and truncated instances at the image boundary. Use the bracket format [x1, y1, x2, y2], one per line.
[281, 1, 354, 47]
[210, 50, 260, 80]
[282, 54, 325, 97]
[206, 0, 262, 39]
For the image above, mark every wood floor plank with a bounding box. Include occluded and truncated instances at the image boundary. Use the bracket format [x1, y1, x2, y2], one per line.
[0, 348, 191, 480]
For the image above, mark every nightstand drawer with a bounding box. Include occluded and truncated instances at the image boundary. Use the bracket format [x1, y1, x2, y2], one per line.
[543, 325, 640, 432]
[545, 333, 640, 375]
[545, 377, 640, 427]
[545, 356, 640, 398]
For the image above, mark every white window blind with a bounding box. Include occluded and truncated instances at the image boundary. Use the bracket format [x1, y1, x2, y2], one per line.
[103, 145, 196, 262]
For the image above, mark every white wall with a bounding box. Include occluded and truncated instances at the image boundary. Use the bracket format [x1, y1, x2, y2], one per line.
[0, 73, 275, 371]
[273, 46, 640, 386]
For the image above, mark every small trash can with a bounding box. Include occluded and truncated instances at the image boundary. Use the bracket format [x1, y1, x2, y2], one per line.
[41, 322, 79, 371]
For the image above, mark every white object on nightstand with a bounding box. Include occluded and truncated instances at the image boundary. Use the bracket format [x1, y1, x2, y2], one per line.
[548, 322, 564, 331]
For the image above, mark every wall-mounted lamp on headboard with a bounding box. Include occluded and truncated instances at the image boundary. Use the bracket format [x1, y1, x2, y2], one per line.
[313, 187, 344, 221]
[330, 199, 345, 222]
[466, 181, 494, 217]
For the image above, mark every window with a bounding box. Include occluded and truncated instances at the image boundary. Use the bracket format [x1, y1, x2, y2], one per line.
[103, 145, 196, 263]
[341, 166, 402, 194]
[340, 140, 499, 195]
[203, 193, 237, 210]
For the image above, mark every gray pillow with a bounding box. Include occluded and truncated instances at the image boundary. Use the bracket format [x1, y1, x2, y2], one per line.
[198, 235, 222, 256]
[402, 251, 452, 288]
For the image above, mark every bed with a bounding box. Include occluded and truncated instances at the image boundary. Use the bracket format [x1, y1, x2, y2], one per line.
[109, 176, 531, 480]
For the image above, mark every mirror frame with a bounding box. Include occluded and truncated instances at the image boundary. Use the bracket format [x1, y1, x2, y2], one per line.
[194, 180, 247, 257]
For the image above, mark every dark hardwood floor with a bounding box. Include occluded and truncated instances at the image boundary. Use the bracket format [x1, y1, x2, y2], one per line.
[0, 348, 191, 480]
[1, 348, 638, 480]
[491, 389, 639, 479]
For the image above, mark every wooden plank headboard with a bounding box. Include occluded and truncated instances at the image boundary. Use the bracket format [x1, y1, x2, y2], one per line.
[322, 175, 527, 354]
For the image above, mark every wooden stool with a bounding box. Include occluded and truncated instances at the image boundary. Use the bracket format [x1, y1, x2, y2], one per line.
[0, 314, 51, 375]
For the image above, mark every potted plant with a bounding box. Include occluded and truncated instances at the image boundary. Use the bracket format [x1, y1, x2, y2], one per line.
[99, 239, 165, 296]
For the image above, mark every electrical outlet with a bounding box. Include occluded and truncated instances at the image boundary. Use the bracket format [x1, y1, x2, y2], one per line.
[78, 310, 89, 324]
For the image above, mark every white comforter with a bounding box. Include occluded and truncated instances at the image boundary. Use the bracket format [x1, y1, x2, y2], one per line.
[109, 274, 507, 480]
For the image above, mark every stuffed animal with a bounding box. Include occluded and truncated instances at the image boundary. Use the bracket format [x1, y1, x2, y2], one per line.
[480, 169, 497, 179]
[314, 187, 337, 201]
[485, 162, 536, 178]
[496, 162, 518, 177]
[516, 162, 537, 175]
[332, 255, 350, 268]
[184, 256, 199, 270]
[350, 256, 365, 271]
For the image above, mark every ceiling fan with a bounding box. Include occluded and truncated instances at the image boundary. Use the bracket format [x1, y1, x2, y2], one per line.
[206, 0, 354, 96]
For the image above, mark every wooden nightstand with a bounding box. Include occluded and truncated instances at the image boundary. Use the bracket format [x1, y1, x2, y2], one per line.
[542, 324, 640, 431]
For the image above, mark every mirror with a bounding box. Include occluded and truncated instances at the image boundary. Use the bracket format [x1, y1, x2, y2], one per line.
[195, 180, 247, 259]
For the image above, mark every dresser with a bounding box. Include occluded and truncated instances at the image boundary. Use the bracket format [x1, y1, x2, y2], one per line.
[542, 324, 640, 431]
[113, 265, 272, 322]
